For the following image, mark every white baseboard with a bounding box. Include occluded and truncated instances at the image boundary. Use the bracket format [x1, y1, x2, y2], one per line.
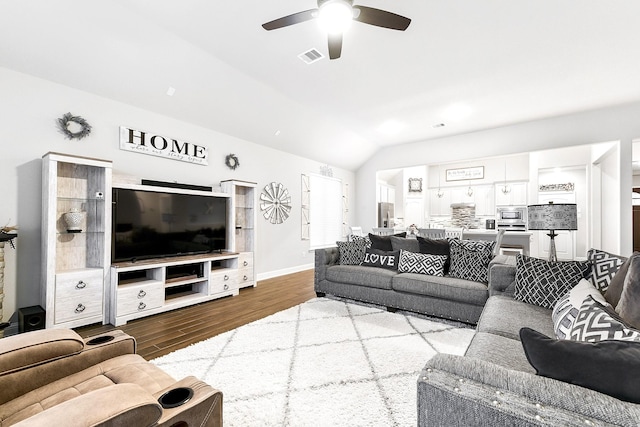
[257, 263, 314, 281]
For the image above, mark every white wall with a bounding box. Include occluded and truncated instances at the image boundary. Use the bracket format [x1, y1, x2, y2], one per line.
[356, 103, 639, 255]
[0, 67, 355, 322]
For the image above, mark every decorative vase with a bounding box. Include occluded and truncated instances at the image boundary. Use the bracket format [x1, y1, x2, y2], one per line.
[63, 209, 84, 233]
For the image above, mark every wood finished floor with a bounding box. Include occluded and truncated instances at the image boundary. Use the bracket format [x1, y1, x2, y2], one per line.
[75, 269, 316, 360]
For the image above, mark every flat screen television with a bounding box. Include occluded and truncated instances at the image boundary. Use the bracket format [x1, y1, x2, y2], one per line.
[112, 187, 228, 263]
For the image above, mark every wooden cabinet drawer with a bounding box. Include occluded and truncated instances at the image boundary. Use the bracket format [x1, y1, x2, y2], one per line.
[117, 282, 164, 316]
[238, 268, 254, 286]
[210, 270, 237, 294]
[238, 253, 253, 269]
[55, 270, 103, 324]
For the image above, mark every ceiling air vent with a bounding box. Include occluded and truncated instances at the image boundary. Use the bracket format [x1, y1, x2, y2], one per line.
[298, 48, 324, 64]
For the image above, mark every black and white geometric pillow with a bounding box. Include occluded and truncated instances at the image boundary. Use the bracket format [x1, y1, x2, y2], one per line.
[552, 278, 610, 339]
[336, 240, 366, 265]
[586, 249, 625, 293]
[570, 295, 640, 342]
[448, 239, 496, 283]
[514, 255, 590, 310]
[398, 250, 447, 276]
[350, 234, 372, 249]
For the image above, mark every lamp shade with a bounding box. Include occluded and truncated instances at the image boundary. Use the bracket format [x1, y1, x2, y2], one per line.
[527, 203, 577, 230]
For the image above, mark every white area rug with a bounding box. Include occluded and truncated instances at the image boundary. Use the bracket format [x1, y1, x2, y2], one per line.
[151, 297, 475, 426]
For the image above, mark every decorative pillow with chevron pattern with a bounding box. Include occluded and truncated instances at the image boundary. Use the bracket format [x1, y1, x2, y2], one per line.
[514, 255, 590, 309]
[586, 248, 625, 293]
[448, 239, 496, 283]
[336, 240, 366, 265]
[570, 295, 640, 342]
[398, 250, 447, 276]
[552, 279, 610, 339]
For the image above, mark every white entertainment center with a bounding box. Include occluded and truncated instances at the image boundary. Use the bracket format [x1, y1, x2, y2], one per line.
[41, 152, 257, 328]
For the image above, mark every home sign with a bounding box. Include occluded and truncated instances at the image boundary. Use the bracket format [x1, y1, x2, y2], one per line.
[119, 126, 209, 165]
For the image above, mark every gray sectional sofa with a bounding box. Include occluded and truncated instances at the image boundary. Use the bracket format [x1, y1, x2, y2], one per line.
[418, 257, 640, 426]
[314, 247, 508, 324]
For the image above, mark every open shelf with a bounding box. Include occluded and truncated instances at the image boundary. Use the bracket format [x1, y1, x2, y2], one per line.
[165, 277, 207, 289]
[110, 252, 241, 326]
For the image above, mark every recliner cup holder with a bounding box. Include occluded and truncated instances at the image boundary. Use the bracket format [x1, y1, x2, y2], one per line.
[86, 335, 115, 345]
[158, 387, 194, 409]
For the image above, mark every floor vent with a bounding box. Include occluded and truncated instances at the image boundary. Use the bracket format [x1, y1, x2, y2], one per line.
[298, 48, 324, 64]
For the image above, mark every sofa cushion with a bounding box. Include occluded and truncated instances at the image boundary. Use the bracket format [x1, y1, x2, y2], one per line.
[514, 255, 590, 309]
[0, 354, 175, 425]
[361, 248, 399, 270]
[464, 332, 534, 374]
[520, 327, 640, 404]
[368, 232, 406, 251]
[0, 329, 84, 375]
[586, 248, 625, 293]
[391, 273, 488, 305]
[477, 295, 555, 340]
[448, 239, 495, 284]
[390, 236, 419, 253]
[397, 250, 447, 276]
[325, 265, 396, 290]
[570, 295, 640, 342]
[616, 253, 640, 329]
[551, 278, 609, 340]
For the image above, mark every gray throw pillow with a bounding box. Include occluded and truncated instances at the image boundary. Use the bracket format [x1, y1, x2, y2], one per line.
[514, 255, 589, 310]
[617, 255, 640, 329]
[605, 252, 639, 307]
[390, 236, 419, 253]
[368, 232, 407, 251]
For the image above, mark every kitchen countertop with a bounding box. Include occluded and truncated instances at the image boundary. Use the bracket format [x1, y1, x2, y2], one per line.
[463, 229, 532, 235]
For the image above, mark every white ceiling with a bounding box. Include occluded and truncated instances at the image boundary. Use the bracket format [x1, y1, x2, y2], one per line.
[2, 1, 640, 170]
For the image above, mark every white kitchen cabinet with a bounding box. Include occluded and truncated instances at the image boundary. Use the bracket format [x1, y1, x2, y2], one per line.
[429, 189, 451, 216]
[473, 185, 496, 216]
[495, 181, 528, 206]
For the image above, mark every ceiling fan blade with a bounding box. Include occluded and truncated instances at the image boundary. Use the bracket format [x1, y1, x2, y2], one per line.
[328, 33, 343, 60]
[353, 6, 411, 31]
[262, 9, 318, 30]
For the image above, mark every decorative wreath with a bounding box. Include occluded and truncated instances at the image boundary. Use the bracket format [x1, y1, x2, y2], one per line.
[225, 153, 240, 170]
[57, 112, 92, 140]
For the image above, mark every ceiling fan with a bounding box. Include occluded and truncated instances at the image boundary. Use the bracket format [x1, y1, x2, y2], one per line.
[262, 0, 411, 60]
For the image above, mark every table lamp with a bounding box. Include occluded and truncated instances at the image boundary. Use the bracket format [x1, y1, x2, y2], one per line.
[527, 202, 577, 262]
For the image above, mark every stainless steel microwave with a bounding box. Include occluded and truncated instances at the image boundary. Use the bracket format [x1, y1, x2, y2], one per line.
[496, 206, 527, 231]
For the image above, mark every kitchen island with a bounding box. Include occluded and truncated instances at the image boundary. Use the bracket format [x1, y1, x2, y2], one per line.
[462, 229, 532, 255]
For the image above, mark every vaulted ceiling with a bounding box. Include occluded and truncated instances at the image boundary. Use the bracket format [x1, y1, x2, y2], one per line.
[2, 1, 640, 170]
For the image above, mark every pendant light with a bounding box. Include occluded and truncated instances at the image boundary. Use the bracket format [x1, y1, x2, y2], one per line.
[501, 160, 511, 195]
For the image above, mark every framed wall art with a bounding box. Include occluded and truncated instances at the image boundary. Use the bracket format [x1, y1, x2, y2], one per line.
[446, 166, 484, 182]
[408, 178, 422, 192]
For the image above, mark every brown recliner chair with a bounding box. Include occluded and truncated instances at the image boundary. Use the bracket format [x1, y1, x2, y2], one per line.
[0, 329, 222, 426]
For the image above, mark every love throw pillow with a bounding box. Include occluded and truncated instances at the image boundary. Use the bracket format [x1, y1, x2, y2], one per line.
[361, 248, 399, 270]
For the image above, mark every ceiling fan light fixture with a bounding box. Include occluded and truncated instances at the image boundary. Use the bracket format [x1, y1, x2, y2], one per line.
[318, 0, 353, 34]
